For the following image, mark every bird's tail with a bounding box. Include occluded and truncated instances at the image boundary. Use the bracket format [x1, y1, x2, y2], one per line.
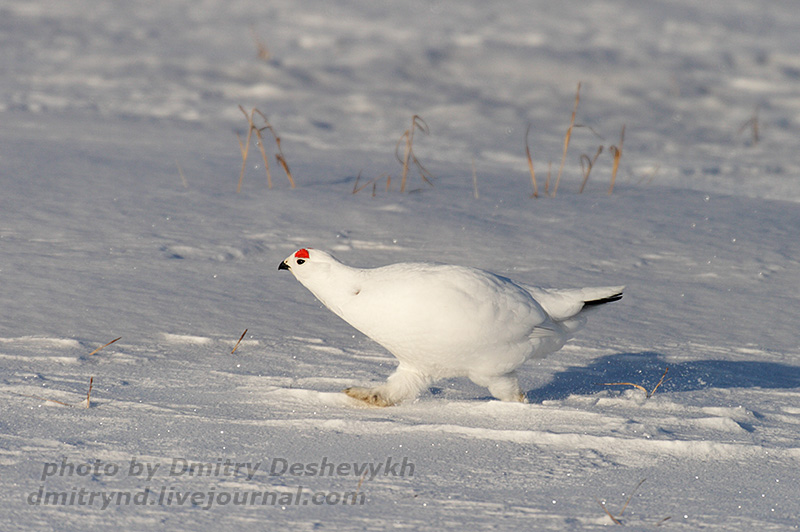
[582, 291, 624, 307]
[522, 285, 624, 321]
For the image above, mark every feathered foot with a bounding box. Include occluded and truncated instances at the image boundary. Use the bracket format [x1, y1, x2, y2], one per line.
[343, 386, 395, 407]
[470, 371, 528, 403]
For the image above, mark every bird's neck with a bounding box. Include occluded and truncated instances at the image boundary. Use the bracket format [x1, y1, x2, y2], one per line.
[301, 263, 363, 318]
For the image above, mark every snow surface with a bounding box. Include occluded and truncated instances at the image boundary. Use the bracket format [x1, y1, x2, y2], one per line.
[2, 0, 799, 530]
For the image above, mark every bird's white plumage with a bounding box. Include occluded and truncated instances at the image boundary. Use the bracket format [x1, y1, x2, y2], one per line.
[279, 248, 623, 406]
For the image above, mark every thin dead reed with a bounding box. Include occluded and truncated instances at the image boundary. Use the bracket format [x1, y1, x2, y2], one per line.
[738, 106, 759, 145]
[352, 115, 433, 197]
[231, 329, 248, 354]
[250, 25, 271, 61]
[598, 478, 647, 526]
[545, 161, 552, 195]
[175, 160, 189, 189]
[15, 376, 95, 408]
[86, 376, 94, 408]
[608, 124, 625, 194]
[524, 83, 628, 196]
[88, 337, 121, 356]
[396, 115, 434, 192]
[578, 146, 604, 193]
[237, 106, 295, 192]
[353, 173, 392, 195]
[553, 82, 581, 196]
[598, 478, 671, 526]
[525, 124, 538, 198]
[600, 367, 669, 399]
[471, 158, 479, 199]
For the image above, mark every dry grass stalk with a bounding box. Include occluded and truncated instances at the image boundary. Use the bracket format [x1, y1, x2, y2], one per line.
[601, 367, 669, 399]
[255, 110, 296, 188]
[471, 158, 479, 199]
[354, 470, 368, 499]
[352, 171, 363, 194]
[236, 107, 257, 192]
[231, 329, 248, 354]
[176, 160, 189, 189]
[649, 366, 669, 396]
[88, 337, 121, 356]
[396, 115, 434, 192]
[237, 106, 296, 191]
[545, 161, 552, 195]
[618, 478, 646, 516]
[598, 500, 623, 525]
[738, 107, 759, 145]
[245, 106, 274, 189]
[352, 176, 371, 195]
[85, 376, 94, 408]
[608, 124, 625, 195]
[553, 82, 581, 196]
[525, 124, 538, 198]
[275, 153, 294, 187]
[353, 173, 392, 195]
[250, 25, 271, 61]
[598, 478, 647, 526]
[578, 124, 604, 140]
[16, 376, 96, 408]
[579, 146, 604, 193]
[251, 124, 274, 189]
[398, 130, 411, 192]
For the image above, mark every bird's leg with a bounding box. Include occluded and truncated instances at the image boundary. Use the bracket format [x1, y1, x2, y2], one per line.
[469, 371, 527, 403]
[344, 363, 430, 407]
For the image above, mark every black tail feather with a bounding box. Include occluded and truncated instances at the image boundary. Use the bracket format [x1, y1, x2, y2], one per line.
[583, 293, 623, 307]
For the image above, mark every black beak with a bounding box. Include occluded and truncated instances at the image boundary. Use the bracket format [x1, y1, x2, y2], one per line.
[278, 261, 290, 271]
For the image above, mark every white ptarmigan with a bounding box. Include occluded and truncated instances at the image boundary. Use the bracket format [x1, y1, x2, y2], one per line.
[279, 248, 623, 407]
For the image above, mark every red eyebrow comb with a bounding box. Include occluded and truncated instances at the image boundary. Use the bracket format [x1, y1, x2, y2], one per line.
[295, 249, 310, 259]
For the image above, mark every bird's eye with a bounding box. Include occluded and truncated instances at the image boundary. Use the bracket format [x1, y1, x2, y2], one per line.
[296, 259, 306, 265]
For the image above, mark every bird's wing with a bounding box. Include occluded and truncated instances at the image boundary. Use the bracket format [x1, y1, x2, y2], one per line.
[341, 264, 551, 349]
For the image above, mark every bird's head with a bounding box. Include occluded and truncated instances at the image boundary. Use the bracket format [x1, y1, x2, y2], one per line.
[279, 249, 356, 313]
[278, 248, 338, 283]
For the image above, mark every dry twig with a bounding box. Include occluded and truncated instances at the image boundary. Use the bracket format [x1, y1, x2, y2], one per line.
[353, 173, 392, 195]
[175, 160, 189, 189]
[579, 146, 604, 193]
[232, 329, 248, 354]
[598, 478, 647, 526]
[471, 158, 479, 200]
[601, 367, 669, 399]
[737, 106, 759, 145]
[15, 376, 96, 408]
[619, 479, 647, 516]
[553, 82, 581, 196]
[88, 337, 121, 356]
[598, 500, 623, 525]
[525, 124, 538, 198]
[250, 25, 271, 61]
[608, 124, 625, 195]
[236, 106, 295, 191]
[396, 115, 434, 192]
[85, 376, 94, 408]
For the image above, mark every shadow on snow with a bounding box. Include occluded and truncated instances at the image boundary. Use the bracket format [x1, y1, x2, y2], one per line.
[522, 351, 800, 403]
